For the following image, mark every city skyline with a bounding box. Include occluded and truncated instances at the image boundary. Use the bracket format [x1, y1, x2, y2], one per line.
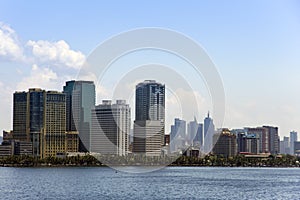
[3, 79, 299, 138]
[1, 1, 300, 137]
[1, 78, 300, 160]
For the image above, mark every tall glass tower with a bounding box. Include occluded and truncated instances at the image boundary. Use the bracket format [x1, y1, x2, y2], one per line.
[135, 80, 165, 121]
[133, 80, 165, 156]
[63, 80, 95, 152]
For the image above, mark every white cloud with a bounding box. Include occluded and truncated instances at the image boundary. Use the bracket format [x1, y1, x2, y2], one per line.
[0, 22, 23, 61]
[16, 64, 59, 91]
[27, 40, 85, 69]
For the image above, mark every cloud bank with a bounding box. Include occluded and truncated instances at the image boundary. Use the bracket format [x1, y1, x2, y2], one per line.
[0, 22, 23, 61]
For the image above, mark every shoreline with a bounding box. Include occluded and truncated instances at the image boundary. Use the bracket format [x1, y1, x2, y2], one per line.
[1, 154, 299, 168]
[1, 164, 299, 168]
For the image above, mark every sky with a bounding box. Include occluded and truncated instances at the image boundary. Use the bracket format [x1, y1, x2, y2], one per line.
[0, 0, 300, 138]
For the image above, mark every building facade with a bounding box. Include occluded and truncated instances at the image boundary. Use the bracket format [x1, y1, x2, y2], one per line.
[63, 80, 95, 152]
[12, 92, 28, 141]
[133, 80, 165, 156]
[66, 131, 79, 153]
[133, 120, 164, 156]
[212, 128, 237, 157]
[13, 89, 68, 158]
[245, 127, 269, 153]
[290, 131, 298, 155]
[40, 91, 67, 158]
[263, 126, 279, 154]
[90, 100, 130, 156]
[280, 136, 290, 154]
[170, 118, 186, 153]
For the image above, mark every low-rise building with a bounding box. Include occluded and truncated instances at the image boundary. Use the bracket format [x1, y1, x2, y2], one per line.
[0, 142, 14, 156]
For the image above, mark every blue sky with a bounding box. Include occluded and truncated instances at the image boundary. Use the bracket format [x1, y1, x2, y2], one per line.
[0, 0, 300, 137]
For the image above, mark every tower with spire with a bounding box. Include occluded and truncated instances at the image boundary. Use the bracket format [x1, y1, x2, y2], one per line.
[203, 111, 215, 153]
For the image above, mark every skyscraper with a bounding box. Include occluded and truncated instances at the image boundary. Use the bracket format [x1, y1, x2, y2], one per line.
[13, 91, 29, 142]
[187, 118, 203, 148]
[135, 80, 165, 121]
[41, 91, 66, 158]
[187, 118, 198, 143]
[235, 130, 259, 154]
[170, 118, 186, 153]
[13, 89, 45, 156]
[63, 80, 95, 152]
[212, 128, 237, 157]
[203, 112, 215, 153]
[133, 80, 165, 156]
[263, 126, 279, 154]
[195, 124, 203, 148]
[90, 100, 130, 156]
[280, 136, 290, 154]
[28, 89, 45, 156]
[245, 127, 269, 153]
[13, 89, 67, 158]
[290, 131, 298, 155]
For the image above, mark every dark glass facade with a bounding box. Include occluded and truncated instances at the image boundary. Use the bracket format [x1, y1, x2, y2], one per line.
[63, 80, 95, 152]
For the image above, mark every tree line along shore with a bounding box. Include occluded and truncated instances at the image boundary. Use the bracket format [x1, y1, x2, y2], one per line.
[0, 154, 299, 168]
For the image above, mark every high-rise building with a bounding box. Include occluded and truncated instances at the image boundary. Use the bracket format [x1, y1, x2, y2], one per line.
[187, 118, 203, 148]
[13, 89, 45, 156]
[133, 80, 165, 156]
[203, 112, 215, 153]
[63, 80, 95, 152]
[135, 80, 165, 121]
[279, 136, 290, 154]
[90, 100, 130, 156]
[290, 131, 298, 155]
[245, 127, 269, 153]
[12, 92, 28, 141]
[170, 118, 186, 153]
[263, 126, 279, 154]
[212, 128, 237, 157]
[234, 129, 259, 154]
[294, 141, 300, 157]
[187, 118, 197, 144]
[41, 91, 66, 158]
[13, 89, 68, 158]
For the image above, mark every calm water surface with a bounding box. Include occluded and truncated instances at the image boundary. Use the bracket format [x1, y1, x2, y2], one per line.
[0, 167, 299, 199]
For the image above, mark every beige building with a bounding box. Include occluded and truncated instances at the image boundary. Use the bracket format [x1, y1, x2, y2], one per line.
[66, 131, 79, 153]
[40, 91, 67, 158]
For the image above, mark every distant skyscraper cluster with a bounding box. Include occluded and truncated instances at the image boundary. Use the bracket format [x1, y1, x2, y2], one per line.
[279, 131, 299, 156]
[168, 114, 286, 157]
